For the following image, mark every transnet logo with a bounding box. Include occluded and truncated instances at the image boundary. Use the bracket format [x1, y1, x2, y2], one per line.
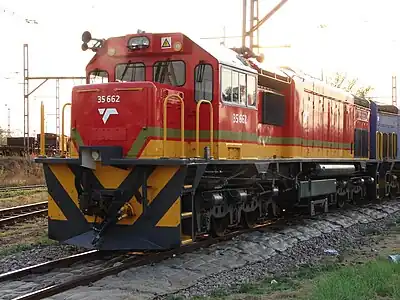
[98, 108, 119, 124]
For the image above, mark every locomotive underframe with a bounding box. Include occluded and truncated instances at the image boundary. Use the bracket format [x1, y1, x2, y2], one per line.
[36, 146, 400, 250]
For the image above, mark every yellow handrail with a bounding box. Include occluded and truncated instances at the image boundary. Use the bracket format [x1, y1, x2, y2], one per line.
[386, 133, 390, 159]
[40, 101, 45, 156]
[163, 94, 185, 157]
[376, 131, 383, 160]
[196, 100, 213, 158]
[61, 103, 72, 157]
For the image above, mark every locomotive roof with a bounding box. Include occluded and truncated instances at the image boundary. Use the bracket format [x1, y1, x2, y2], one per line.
[194, 38, 258, 74]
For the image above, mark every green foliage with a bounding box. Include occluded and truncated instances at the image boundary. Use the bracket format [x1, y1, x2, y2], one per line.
[328, 72, 374, 99]
[310, 259, 400, 300]
[0, 127, 6, 145]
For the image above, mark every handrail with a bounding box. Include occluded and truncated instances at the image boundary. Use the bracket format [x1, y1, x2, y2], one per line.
[40, 102, 45, 156]
[196, 100, 213, 158]
[61, 103, 72, 157]
[376, 131, 383, 160]
[163, 94, 185, 157]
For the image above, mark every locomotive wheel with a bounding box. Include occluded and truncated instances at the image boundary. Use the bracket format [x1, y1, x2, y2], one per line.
[211, 215, 229, 237]
[242, 208, 259, 228]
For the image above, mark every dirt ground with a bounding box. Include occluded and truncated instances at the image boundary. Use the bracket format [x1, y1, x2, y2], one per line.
[0, 191, 47, 209]
[0, 188, 50, 256]
[0, 157, 44, 186]
[0, 217, 52, 257]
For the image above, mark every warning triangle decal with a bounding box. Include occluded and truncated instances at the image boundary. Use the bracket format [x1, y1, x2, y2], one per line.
[161, 37, 171, 49]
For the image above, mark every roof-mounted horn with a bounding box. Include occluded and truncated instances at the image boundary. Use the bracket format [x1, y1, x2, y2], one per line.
[81, 31, 105, 52]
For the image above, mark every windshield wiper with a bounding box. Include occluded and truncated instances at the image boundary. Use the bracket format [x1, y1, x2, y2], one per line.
[118, 60, 132, 81]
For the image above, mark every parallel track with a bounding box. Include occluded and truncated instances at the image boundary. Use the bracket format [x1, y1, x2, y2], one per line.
[0, 250, 103, 283]
[0, 202, 48, 226]
[0, 184, 46, 192]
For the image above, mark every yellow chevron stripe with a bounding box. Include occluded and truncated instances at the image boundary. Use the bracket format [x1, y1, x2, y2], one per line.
[147, 166, 179, 205]
[92, 164, 143, 225]
[156, 198, 180, 227]
[93, 164, 130, 189]
[49, 164, 97, 222]
[47, 193, 67, 221]
[49, 165, 79, 206]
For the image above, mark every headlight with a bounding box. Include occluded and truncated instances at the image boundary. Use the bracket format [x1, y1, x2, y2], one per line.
[91, 150, 100, 161]
[128, 36, 150, 49]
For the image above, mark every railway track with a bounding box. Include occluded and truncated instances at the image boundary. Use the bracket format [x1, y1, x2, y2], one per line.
[2, 221, 275, 300]
[1, 200, 396, 300]
[0, 184, 47, 193]
[0, 201, 48, 226]
[0, 250, 109, 283]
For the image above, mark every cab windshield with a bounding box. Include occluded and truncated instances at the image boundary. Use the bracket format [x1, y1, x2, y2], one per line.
[115, 62, 145, 82]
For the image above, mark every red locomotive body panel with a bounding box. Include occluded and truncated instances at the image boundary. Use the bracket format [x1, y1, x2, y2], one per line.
[69, 31, 369, 161]
[72, 82, 156, 157]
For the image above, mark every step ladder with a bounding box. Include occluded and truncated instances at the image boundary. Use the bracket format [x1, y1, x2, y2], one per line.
[180, 164, 207, 245]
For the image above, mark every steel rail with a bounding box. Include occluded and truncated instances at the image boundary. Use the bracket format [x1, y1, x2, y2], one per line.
[0, 250, 103, 282]
[0, 184, 46, 192]
[11, 225, 272, 300]
[0, 201, 48, 226]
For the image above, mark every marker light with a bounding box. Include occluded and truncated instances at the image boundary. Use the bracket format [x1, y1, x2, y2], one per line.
[91, 150, 100, 161]
[173, 41, 182, 52]
[107, 48, 116, 56]
[127, 36, 150, 50]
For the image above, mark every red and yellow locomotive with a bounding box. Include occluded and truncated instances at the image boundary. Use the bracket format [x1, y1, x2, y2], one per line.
[36, 31, 381, 250]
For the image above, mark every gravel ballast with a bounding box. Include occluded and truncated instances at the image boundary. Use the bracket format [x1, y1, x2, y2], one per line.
[0, 202, 399, 300]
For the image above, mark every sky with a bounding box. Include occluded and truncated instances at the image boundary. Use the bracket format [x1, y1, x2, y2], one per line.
[0, 0, 399, 137]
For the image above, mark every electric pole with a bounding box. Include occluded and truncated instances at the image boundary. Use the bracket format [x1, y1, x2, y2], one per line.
[242, 0, 288, 53]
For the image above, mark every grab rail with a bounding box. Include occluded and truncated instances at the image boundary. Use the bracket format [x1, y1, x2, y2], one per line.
[61, 103, 71, 157]
[163, 94, 185, 157]
[40, 102, 45, 156]
[196, 100, 213, 158]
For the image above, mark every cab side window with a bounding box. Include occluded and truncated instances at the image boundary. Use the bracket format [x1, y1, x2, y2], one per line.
[89, 70, 108, 83]
[247, 75, 256, 107]
[221, 66, 257, 107]
[153, 60, 185, 86]
[195, 64, 213, 102]
[221, 67, 232, 102]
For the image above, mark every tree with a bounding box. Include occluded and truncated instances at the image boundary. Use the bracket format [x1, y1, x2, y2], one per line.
[0, 127, 6, 145]
[328, 72, 374, 99]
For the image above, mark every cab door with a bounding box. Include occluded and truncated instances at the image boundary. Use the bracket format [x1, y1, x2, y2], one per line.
[218, 66, 258, 159]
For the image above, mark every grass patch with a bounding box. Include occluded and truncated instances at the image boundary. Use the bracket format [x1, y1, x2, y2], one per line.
[0, 189, 46, 200]
[309, 259, 400, 300]
[0, 232, 56, 258]
[199, 258, 400, 300]
[238, 277, 299, 295]
[0, 191, 47, 208]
